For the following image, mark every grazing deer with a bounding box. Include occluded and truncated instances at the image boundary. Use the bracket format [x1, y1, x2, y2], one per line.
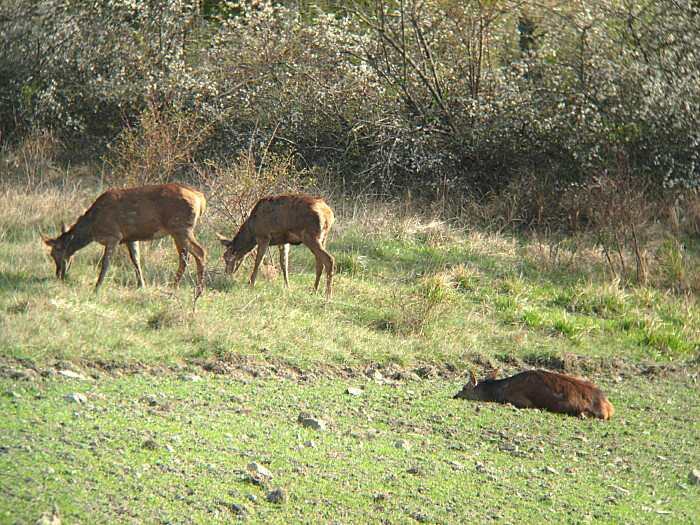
[453, 369, 614, 420]
[216, 194, 335, 296]
[40, 182, 206, 292]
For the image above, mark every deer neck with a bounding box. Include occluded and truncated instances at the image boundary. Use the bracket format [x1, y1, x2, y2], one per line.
[476, 380, 504, 403]
[233, 223, 257, 254]
[62, 213, 96, 255]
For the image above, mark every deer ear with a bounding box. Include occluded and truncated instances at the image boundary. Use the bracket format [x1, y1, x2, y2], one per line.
[469, 370, 478, 386]
[40, 231, 56, 246]
[61, 224, 69, 234]
[485, 369, 500, 381]
[215, 232, 232, 247]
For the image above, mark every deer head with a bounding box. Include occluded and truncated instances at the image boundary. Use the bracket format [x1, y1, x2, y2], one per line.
[453, 369, 500, 399]
[216, 232, 252, 275]
[40, 227, 74, 279]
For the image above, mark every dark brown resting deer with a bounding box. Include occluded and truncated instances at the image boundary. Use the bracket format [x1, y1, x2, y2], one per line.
[454, 369, 614, 420]
[216, 194, 335, 296]
[40, 182, 206, 292]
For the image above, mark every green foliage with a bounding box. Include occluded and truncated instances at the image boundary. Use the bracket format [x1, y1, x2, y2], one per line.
[334, 251, 368, 276]
[2, 178, 700, 523]
[554, 281, 630, 317]
[2, 0, 700, 210]
[656, 238, 689, 290]
[1, 370, 698, 523]
[3, 183, 700, 366]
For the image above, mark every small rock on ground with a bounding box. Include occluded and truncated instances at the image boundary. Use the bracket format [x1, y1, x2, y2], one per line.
[247, 462, 273, 479]
[223, 502, 248, 516]
[365, 369, 383, 381]
[299, 417, 327, 431]
[62, 393, 87, 404]
[410, 512, 430, 523]
[394, 439, 412, 451]
[35, 505, 61, 525]
[141, 394, 159, 406]
[8, 368, 40, 381]
[264, 488, 288, 504]
[447, 460, 464, 470]
[689, 468, 700, 485]
[141, 439, 158, 451]
[345, 387, 364, 396]
[57, 370, 86, 380]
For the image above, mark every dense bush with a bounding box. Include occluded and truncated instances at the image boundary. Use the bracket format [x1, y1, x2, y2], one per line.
[1, 0, 699, 216]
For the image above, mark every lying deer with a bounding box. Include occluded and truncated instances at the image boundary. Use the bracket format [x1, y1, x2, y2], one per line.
[41, 182, 207, 292]
[216, 194, 335, 296]
[454, 369, 614, 420]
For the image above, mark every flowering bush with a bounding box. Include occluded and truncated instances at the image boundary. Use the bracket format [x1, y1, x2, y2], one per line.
[1, 0, 698, 207]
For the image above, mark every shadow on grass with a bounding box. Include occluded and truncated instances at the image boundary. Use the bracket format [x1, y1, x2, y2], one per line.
[0, 270, 54, 291]
[204, 270, 245, 292]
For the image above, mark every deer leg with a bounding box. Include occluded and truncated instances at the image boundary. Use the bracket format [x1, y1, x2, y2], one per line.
[249, 240, 269, 287]
[314, 256, 324, 292]
[94, 242, 118, 292]
[325, 253, 334, 297]
[173, 241, 188, 286]
[319, 235, 334, 296]
[184, 234, 206, 291]
[304, 238, 334, 297]
[126, 241, 145, 288]
[172, 232, 206, 289]
[279, 244, 290, 288]
[505, 394, 536, 410]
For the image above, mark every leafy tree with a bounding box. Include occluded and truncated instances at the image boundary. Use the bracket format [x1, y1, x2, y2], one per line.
[2, 0, 699, 209]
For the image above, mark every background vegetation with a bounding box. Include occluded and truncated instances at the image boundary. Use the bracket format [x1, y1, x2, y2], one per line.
[1, 1, 699, 522]
[2, 1, 700, 215]
[1, 176, 699, 524]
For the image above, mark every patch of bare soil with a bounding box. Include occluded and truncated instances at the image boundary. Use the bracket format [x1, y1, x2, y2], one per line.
[0, 352, 697, 385]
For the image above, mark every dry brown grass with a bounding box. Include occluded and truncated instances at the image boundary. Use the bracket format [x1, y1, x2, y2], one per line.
[4, 130, 700, 295]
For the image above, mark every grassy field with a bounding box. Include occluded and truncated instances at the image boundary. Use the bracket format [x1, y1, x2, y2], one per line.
[2, 367, 698, 524]
[1, 185, 699, 523]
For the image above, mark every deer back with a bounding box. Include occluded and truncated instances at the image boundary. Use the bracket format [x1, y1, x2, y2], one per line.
[455, 370, 614, 420]
[243, 194, 334, 246]
[89, 182, 206, 243]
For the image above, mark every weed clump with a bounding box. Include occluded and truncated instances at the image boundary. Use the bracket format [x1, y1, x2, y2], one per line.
[146, 308, 185, 331]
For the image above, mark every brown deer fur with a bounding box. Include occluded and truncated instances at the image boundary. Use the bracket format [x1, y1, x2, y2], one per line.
[453, 369, 614, 420]
[217, 194, 335, 296]
[41, 183, 206, 292]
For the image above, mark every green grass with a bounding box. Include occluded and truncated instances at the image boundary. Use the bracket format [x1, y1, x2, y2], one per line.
[1, 186, 700, 523]
[1, 370, 698, 524]
[3, 222, 698, 366]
